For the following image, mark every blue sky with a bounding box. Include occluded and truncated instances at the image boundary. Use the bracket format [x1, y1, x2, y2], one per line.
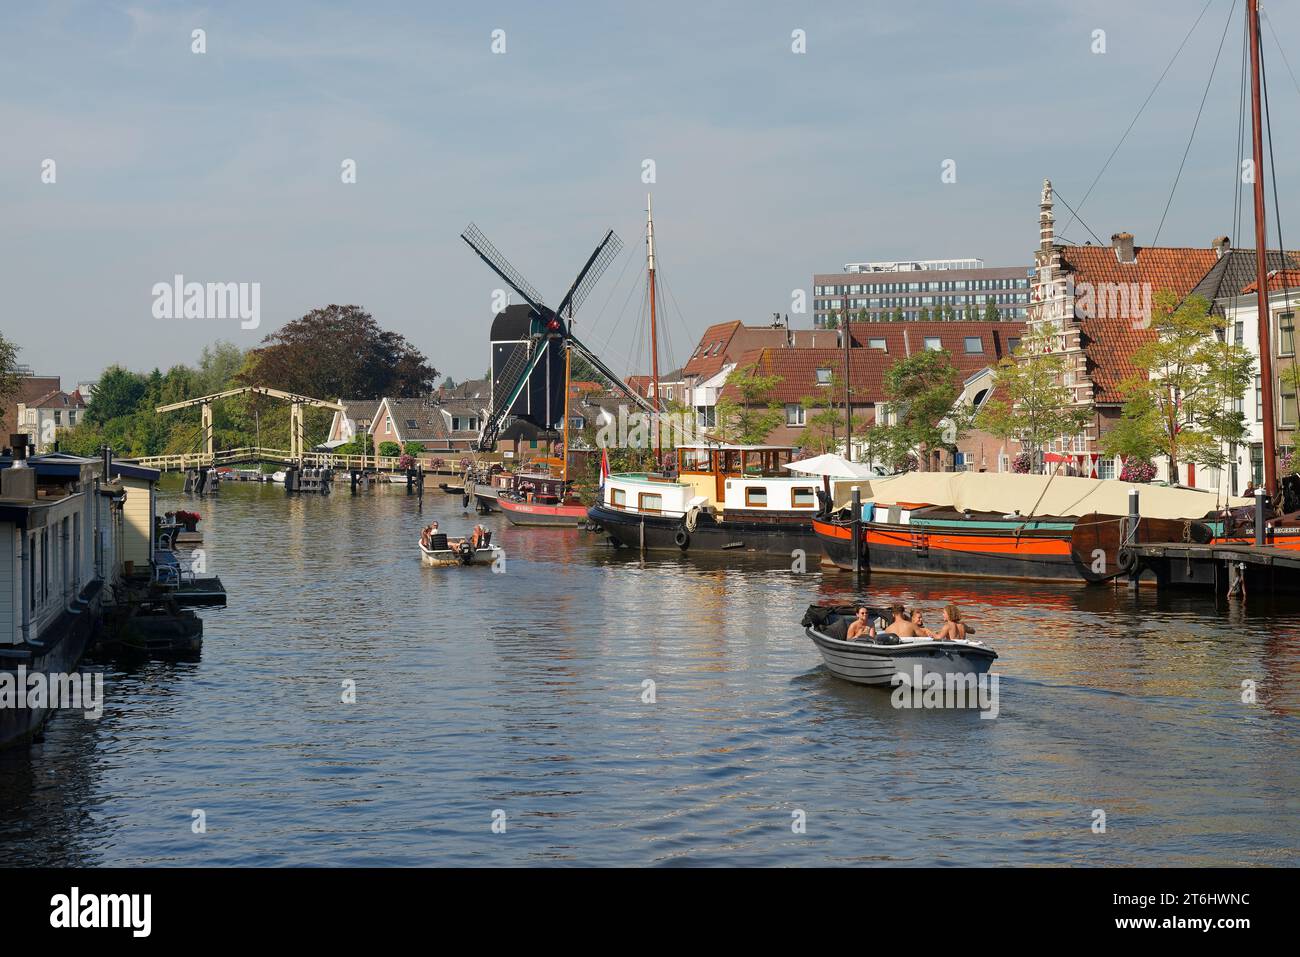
[4, 0, 1299, 387]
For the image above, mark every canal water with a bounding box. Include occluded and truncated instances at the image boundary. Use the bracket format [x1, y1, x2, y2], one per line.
[2, 478, 1298, 866]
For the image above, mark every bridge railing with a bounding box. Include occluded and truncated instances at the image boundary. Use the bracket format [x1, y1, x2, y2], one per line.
[133, 447, 473, 474]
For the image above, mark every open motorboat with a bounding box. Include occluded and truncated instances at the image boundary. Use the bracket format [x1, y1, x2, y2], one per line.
[801, 604, 998, 686]
[418, 523, 500, 567]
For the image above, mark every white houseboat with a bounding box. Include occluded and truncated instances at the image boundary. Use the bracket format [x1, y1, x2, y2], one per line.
[589, 444, 841, 555]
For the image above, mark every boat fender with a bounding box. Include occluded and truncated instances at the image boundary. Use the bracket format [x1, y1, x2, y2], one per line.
[1117, 546, 1137, 573]
[674, 528, 690, 549]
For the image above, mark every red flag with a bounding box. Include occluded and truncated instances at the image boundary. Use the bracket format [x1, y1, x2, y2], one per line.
[600, 447, 610, 483]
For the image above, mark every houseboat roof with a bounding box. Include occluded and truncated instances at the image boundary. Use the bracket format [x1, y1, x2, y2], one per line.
[678, 443, 797, 452]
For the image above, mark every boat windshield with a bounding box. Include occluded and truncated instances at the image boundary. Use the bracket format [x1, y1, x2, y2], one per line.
[679, 447, 794, 476]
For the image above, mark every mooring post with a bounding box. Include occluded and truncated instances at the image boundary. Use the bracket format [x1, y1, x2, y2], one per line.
[1255, 487, 1266, 547]
[851, 487, 862, 577]
[639, 515, 645, 554]
[1127, 487, 1140, 590]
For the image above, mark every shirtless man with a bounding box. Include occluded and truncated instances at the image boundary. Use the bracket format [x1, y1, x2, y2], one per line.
[846, 606, 873, 641]
[876, 604, 920, 639]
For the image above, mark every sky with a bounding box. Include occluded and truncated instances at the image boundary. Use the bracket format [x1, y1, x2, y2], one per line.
[4, 0, 1300, 388]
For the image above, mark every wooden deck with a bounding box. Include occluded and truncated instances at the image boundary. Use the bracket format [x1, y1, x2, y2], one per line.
[1134, 541, 1300, 591]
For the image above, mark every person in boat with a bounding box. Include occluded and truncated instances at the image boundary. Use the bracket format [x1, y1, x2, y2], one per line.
[929, 604, 968, 642]
[846, 605, 873, 641]
[869, 604, 921, 640]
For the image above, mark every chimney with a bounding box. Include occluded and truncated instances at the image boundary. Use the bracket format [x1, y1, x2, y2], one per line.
[9, 434, 28, 469]
[1212, 236, 1232, 259]
[1112, 232, 1136, 264]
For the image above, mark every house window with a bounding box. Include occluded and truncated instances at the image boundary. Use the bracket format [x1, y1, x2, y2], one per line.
[698, 406, 716, 428]
[638, 492, 662, 513]
[54, 411, 61, 425]
[785, 404, 805, 426]
[815, 368, 832, 385]
[1256, 375, 1263, 422]
[68, 411, 76, 425]
[385, 416, 393, 433]
[745, 486, 768, 507]
[1008, 337, 1021, 353]
[1279, 312, 1296, 356]
[1283, 384, 1298, 427]
[964, 337, 984, 354]
[405, 419, 417, 430]
[924, 337, 942, 351]
[792, 487, 816, 508]
[1234, 320, 1245, 345]
[569, 416, 584, 430]
[1098, 458, 1115, 481]
[868, 338, 887, 350]
[611, 487, 626, 508]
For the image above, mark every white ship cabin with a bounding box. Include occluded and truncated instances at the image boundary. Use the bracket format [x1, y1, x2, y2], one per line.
[603, 444, 822, 517]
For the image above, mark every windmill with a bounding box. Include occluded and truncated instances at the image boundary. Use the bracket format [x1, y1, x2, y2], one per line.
[461, 222, 656, 451]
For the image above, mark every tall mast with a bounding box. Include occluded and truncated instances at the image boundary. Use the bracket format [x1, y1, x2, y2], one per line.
[843, 297, 852, 461]
[1248, 0, 1277, 494]
[647, 193, 661, 461]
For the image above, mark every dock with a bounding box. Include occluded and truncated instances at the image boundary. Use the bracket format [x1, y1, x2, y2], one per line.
[1134, 541, 1300, 593]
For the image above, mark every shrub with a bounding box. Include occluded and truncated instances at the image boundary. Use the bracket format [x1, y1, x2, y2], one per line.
[378, 441, 402, 457]
[403, 442, 424, 456]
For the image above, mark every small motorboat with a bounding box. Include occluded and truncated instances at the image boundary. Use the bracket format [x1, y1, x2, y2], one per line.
[418, 525, 499, 567]
[270, 470, 287, 484]
[438, 482, 466, 495]
[801, 604, 997, 686]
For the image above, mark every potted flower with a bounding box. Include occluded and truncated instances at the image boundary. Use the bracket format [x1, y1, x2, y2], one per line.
[174, 509, 201, 532]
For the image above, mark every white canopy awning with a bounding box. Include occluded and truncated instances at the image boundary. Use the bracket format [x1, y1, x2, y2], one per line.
[785, 453, 876, 479]
[829, 471, 1250, 520]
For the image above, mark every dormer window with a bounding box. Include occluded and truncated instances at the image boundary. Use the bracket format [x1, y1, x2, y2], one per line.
[816, 368, 833, 385]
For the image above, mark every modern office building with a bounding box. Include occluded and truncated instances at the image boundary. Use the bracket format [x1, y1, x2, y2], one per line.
[812, 258, 1031, 327]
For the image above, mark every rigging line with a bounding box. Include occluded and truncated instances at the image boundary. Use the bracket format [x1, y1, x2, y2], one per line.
[595, 236, 648, 361]
[585, 239, 637, 335]
[1050, 187, 1106, 247]
[1261, 34, 1292, 316]
[1262, 10, 1300, 99]
[1154, 0, 1238, 246]
[649, 251, 696, 365]
[1061, 0, 1215, 237]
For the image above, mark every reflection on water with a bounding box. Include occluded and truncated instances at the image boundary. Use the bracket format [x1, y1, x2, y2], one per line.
[1, 476, 1297, 866]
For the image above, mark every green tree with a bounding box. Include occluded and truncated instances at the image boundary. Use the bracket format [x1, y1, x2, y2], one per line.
[976, 322, 1091, 470]
[889, 308, 905, 323]
[378, 440, 402, 457]
[1107, 291, 1254, 484]
[982, 299, 1001, 323]
[87, 366, 149, 424]
[0, 332, 20, 432]
[799, 371, 865, 455]
[714, 363, 784, 444]
[881, 348, 966, 471]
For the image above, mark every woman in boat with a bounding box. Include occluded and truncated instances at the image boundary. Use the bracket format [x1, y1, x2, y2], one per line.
[929, 604, 967, 642]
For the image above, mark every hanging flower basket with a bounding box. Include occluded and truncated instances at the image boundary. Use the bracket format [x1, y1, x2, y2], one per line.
[1011, 451, 1032, 474]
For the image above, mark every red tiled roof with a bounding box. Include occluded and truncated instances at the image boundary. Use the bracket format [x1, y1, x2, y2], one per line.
[1243, 268, 1300, 293]
[682, 321, 790, 380]
[719, 320, 1022, 406]
[1057, 245, 1218, 403]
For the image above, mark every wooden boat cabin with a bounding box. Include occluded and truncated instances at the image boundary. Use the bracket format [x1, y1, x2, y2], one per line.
[602, 444, 821, 519]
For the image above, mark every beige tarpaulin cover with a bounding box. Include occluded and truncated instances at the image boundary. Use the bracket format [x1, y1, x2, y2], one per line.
[830, 471, 1249, 520]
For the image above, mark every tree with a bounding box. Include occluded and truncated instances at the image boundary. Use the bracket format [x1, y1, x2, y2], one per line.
[976, 322, 1091, 470]
[714, 363, 784, 444]
[983, 300, 1001, 323]
[378, 441, 402, 457]
[881, 349, 966, 471]
[245, 305, 438, 398]
[889, 308, 905, 323]
[1107, 291, 1253, 485]
[799, 371, 865, 455]
[0, 333, 20, 431]
[87, 366, 149, 424]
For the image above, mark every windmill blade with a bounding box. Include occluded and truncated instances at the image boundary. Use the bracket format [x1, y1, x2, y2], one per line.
[566, 333, 656, 415]
[556, 229, 622, 319]
[461, 223, 549, 314]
